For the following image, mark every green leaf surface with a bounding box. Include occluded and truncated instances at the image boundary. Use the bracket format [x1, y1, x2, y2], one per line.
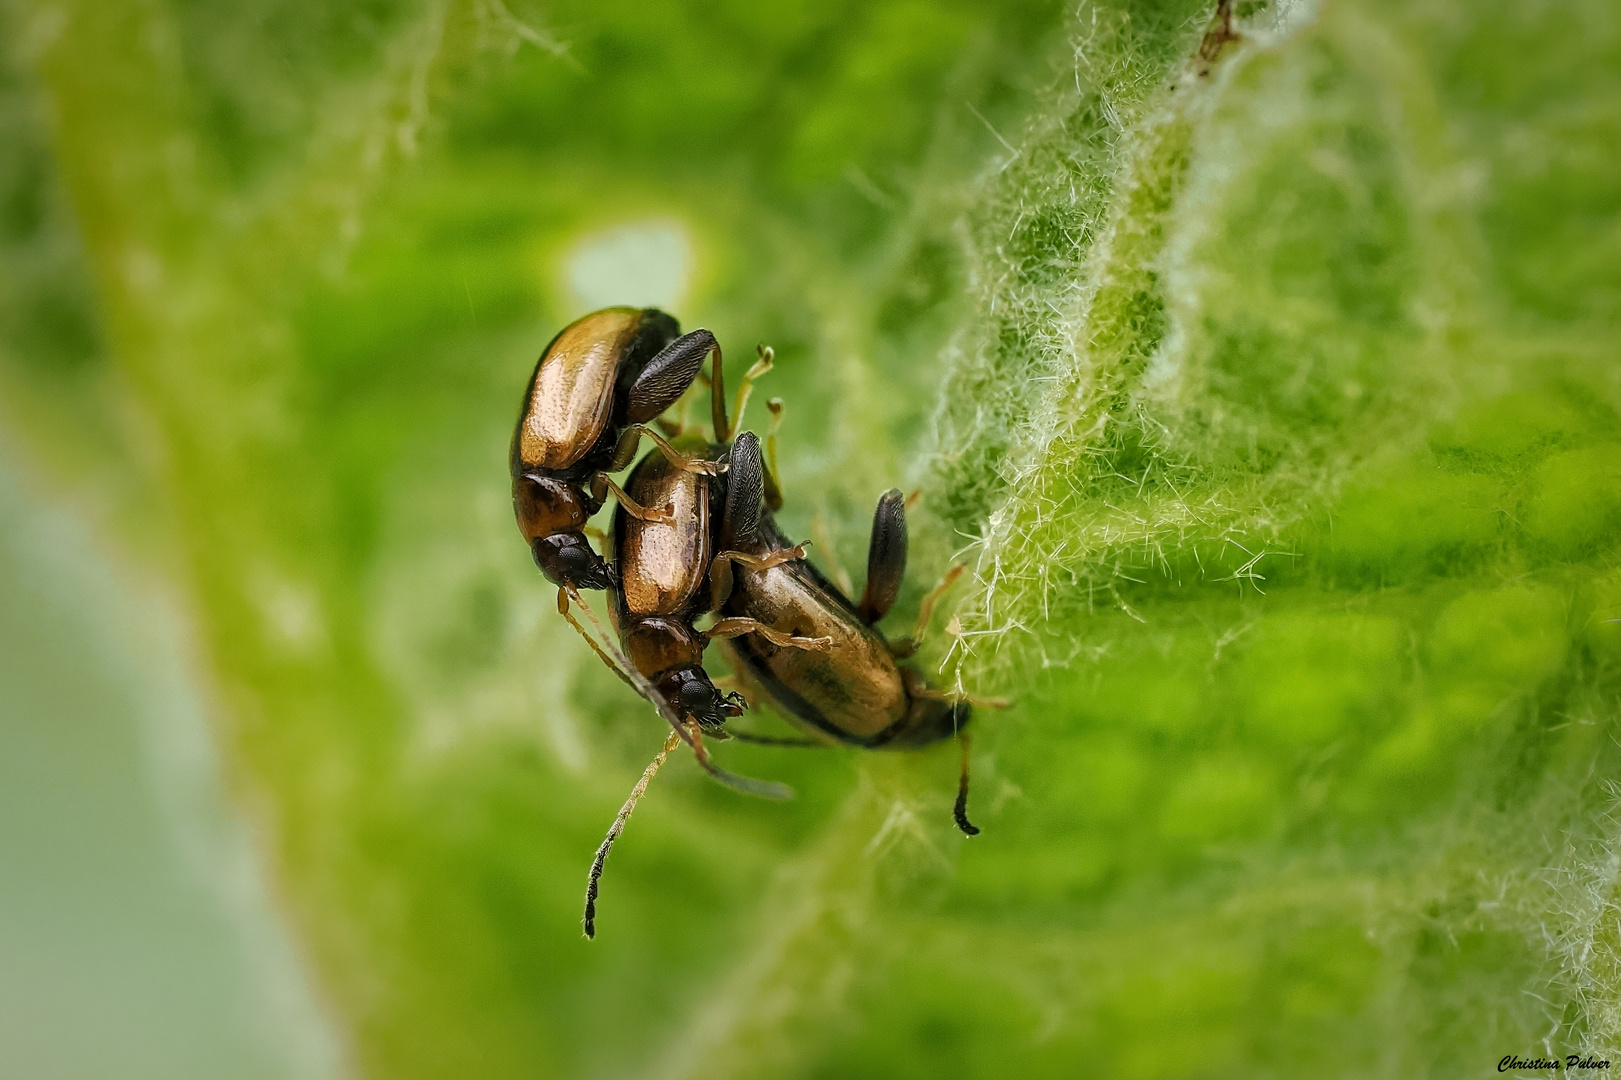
[3, 0, 1620, 1075]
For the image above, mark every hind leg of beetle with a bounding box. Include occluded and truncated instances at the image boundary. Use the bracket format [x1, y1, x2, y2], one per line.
[583, 729, 682, 939]
[655, 377, 706, 438]
[858, 489, 908, 625]
[720, 432, 765, 552]
[708, 336, 733, 444]
[706, 617, 830, 650]
[899, 663, 1008, 712]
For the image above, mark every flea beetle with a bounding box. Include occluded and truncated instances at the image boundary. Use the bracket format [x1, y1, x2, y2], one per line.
[612, 430, 827, 731]
[510, 306, 718, 598]
[716, 485, 981, 835]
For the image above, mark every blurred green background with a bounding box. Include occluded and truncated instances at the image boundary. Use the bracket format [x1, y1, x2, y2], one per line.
[2, 0, 1620, 1076]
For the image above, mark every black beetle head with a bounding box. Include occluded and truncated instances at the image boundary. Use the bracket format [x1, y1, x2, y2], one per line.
[662, 667, 744, 731]
[531, 532, 614, 590]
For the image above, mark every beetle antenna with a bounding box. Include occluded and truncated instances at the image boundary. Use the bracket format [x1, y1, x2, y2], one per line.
[953, 732, 980, 836]
[559, 586, 642, 693]
[584, 730, 681, 939]
[567, 590, 794, 802]
[725, 730, 829, 748]
[683, 721, 795, 800]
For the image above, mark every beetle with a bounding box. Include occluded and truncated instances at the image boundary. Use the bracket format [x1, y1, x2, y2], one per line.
[510, 306, 720, 600]
[714, 478, 981, 836]
[612, 430, 826, 731]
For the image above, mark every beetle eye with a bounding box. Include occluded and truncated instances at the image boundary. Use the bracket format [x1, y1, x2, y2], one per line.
[679, 679, 713, 711]
[557, 542, 590, 573]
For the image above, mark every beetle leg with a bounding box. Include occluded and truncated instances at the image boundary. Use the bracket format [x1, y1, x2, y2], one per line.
[858, 489, 908, 625]
[905, 682, 1009, 710]
[898, 663, 1007, 709]
[607, 423, 721, 476]
[606, 426, 642, 472]
[643, 424, 722, 474]
[708, 553, 736, 613]
[730, 344, 774, 436]
[706, 617, 830, 650]
[726, 544, 811, 572]
[583, 729, 681, 939]
[625, 329, 716, 424]
[811, 512, 855, 599]
[705, 617, 831, 650]
[889, 564, 966, 657]
[708, 536, 809, 612]
[593, 473, 678, 526]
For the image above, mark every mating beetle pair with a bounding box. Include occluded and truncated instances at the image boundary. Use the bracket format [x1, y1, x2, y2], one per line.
[510, 307, 981, 937]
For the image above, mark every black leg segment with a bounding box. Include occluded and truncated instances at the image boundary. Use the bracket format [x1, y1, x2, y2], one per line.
[858, 488, 907, 624]
[625, 329, 715, 424]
